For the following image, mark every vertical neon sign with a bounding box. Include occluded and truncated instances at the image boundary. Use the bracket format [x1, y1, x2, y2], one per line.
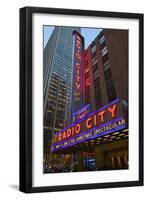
[72, 31, 84, 114]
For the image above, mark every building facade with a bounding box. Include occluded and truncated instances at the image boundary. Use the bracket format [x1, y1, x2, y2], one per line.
[83, 29, 128, 111]
[80, 29, 129, 171]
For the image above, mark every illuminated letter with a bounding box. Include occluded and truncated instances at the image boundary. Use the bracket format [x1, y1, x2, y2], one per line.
[76, 40, 81, 49]
[62, 131, 66, 140]
[93, 115, 97, 126]
[67, 128, 71, 138]
[108, 104, 117, 118]
[77, 68, 80, 75]
[76, 53, 81, 60]
[54, 135, 58, 143]
[76, 62, 80, 69]
[75, 124, 81, 134]
[98, 110, 105, 123]
[76, 75, 80, 82]
[86, 117, 92, 129]
[76, 34, 81, 41]
[58, 133, 62, 142]
[76, 82, 80, 90]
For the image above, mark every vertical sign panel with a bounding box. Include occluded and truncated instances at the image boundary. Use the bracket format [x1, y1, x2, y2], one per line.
[72, 31, 84, 114]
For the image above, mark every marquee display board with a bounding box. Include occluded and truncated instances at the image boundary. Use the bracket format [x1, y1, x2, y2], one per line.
[51, 98, 127, 153]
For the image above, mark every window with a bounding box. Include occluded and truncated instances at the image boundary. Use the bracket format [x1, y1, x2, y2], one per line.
[103, 60, 110, 68]
[104, 68, 112, 80]
[44, 107, 55, 127]
[101, 46, 108, 56]
[93, 63, 98, 73]
[100, 40, 106, 50]
[91, 45, 96, 53]
[94, 77, 100, 87]
[99, 35, 105, 45]
[95, 88, 102, 108]
[102, 53, 109, 63]
[92, 57, 97, 65]
[91, 50, 97, 58]
[104, 64, 111, 71]
[107, 85, 116, 102]
[85, 86, 90, 95]
[104, 67, 116, 102]
[93, 70, 99, 79]
[85, 86, 90, 104]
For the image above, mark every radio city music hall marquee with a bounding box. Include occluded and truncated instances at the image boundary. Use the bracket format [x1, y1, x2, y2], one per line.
[51, 99, 128, 153]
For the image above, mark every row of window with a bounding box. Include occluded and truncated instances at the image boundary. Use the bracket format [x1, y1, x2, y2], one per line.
[91, 46, 102, 109]
[85, 85, 90, 104]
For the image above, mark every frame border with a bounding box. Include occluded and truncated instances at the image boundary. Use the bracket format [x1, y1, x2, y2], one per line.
[19, 6, 144, 193]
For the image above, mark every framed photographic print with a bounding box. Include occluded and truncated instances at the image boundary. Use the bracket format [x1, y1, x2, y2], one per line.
[19, 7, 144, 193]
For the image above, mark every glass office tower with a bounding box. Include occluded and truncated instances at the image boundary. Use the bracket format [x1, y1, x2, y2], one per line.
[43, 26, 80, 172]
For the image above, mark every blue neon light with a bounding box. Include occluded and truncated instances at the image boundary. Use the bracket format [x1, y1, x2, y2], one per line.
[54, 98, 120, 136]
[73, 103, 90, 116]
[51, 116, 126, 152]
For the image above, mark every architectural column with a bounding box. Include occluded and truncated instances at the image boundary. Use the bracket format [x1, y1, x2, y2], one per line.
[94, 146, 105, 170]
[77, 151, 84, 171]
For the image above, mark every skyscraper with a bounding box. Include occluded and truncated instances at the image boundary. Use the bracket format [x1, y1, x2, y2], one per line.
[43, 26, 80, 171]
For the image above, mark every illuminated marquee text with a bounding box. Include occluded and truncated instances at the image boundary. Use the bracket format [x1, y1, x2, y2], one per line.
[53, 104, 117, 143]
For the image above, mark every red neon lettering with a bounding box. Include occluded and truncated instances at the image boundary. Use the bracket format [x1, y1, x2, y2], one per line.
[93, 115, 97, 125]
[67, 129, 71, 138]
[76, 34, 81, 41]
[75, 82, 80, 90]
[72, 127, 75, 136]
[76, 62, 80, 69]
[75, 124, 81, 134]
[76, 53, 81, 59]
[77, 48, 80, 53]
[107, 104, 117, 118]
[86, 117, 92, 129]
[74, 33, 81, 97]
[58, 133, 62, 142]
[76, 41, 81, 48]
[62, 131, 66, 140]
[98, 110, 105, 123]
[77, 68, 80, 75]
[76, 75, 80, 82]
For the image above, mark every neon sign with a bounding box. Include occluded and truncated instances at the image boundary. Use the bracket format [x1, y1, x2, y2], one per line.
[72, 31, 83, 114]
[51, 99, 128, 153]
[73, 104, 91, 122]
